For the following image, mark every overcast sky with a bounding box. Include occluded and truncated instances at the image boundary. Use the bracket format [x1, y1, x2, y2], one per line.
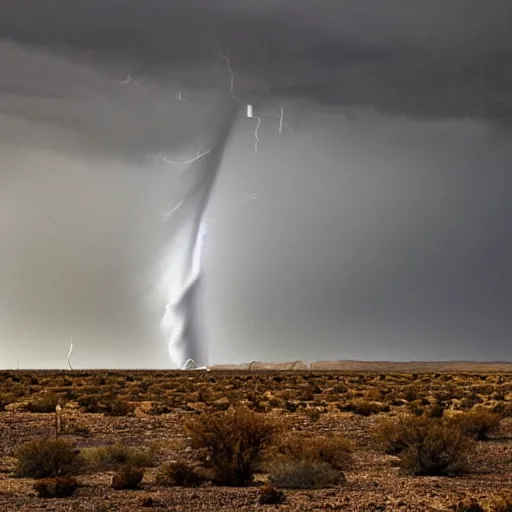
[1, 0, 512, 368]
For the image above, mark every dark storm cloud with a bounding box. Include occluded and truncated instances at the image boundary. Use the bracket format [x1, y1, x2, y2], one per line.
[1, 1, 512, 368]
[1, 0, 512, 121]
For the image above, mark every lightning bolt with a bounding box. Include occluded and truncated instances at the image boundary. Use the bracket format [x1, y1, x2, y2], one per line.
[120, 74, 139, 86]
[220, 51, 291, 151]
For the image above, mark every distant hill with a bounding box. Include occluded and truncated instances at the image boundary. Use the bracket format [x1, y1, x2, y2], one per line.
[209, 360, 512, 372]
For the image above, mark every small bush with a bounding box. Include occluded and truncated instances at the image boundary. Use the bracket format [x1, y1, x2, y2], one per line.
[155, 461, 206, 487]
[374, 415, 431, 455]
[104, 399, 133, 417]
[33, 476, 78, 498]
[258, 484, 286, 505]
[266, 433, 353, 470]
[268, 460, 345, 489]
[399, 420, 473, 476]
[27, 394, 59, 413]
[342, 400, 382, 416]
[81, 444, 156, 471]
[453, 498, 485, 512]
[451, 407, 502, 441]
[185, 407, 276, 486]
[15, 438, 83, 478]
[111, 465, 143, 490]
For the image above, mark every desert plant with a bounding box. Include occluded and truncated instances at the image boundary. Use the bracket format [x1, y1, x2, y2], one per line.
[266, 432, 353, 471]
[268, 460, 345, 489]
[111, 465, 143, 490]
[399, 420, 473, 475]
[27, 394, 60, 413]
[80, 443, 156, 471]
[451, 406, 502, 440]
[33, 476, 78, 498]
[155, 461, 206, 487]
[104, 398, 133, 417]
[374, 415, 431, 455]
[15, 438, 83, 478]
[258, 484, 286, 505]
[341, 399, 382, 416]
[185, 407, 276, 486]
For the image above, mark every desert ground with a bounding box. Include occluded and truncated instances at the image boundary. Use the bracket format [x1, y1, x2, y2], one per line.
[1, 362, 512, 511]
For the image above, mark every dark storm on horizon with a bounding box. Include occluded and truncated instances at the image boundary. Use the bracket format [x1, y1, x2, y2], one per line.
[0, 0, 511, 369]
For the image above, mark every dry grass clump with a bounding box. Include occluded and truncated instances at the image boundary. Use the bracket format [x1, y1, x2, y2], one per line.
[33, 476, 78, 498]
[15, 438, 83, 478]
[375, 415, 474, 475]
[453, 494, 512, 511]
[111, 465, 144, 490]
[258, 484, 286, 505]
[268, 460, 345, 489]
[80, 443, 157, 471]
[266, 432, 353, 470]
[263, 432, 350, 489]
[155, 461, 207, 487]
[27, 393, 60, 413]
[449, 406, 502, 440]
[185, 406, 276, 486]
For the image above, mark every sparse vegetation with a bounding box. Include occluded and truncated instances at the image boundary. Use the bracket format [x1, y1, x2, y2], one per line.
[111, 465, 144, 490]
[1, 368, 512, 509]
[15, 438, 83, 478]
[258, 484, 286, 505]
[80, 443, 157, 471]
[185, 407, 276, 486]
[268, 460, 345, 489]
[155, 461, 207, 487]
[33, 476, 78, 498]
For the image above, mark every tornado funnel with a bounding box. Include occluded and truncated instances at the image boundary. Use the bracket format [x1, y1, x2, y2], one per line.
[157, 100, 239, 368]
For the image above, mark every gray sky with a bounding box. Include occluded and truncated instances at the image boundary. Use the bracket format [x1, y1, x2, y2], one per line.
[1, 0, 512, 368]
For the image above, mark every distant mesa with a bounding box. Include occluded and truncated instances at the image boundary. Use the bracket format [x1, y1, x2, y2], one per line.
[210, 360, 309, 371]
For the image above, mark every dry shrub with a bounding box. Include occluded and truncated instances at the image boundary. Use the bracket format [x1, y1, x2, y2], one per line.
[81, 444, 156, 471]
[155, 461, 206, 487]
[342, 399, 382, 416]
[104, 398, 133, 417]
[400, 420, 473, 475]
[268, 460, 345, 489]
[15, 438, 83, 478]
[450, 406, 502, 440]
[375, 415, 474, 475]
[266, 432, 353, 471]
[374, 415, 431, 455]
[258, 484, 286, 505]
[185, 407, 276, 486]
[33, 476, 78, 498]
[111, 465, 143, 490]
[27, 394, 60, 413]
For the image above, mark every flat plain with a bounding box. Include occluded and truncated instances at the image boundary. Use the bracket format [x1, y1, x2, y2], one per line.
[1, 362, 512, 511]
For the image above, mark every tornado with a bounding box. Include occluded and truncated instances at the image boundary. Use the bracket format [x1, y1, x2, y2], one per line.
[156, 100, 238, 369]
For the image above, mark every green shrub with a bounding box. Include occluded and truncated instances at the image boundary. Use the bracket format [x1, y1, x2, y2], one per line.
[185, 407, 276, 486]
[15, 438, 83, 478]
[104, 399, 133, 417]
[111, 465, 143, 490]
[33, 476, 78, 498]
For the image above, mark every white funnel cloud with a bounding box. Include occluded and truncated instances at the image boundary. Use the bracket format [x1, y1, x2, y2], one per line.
[156, 101, 239, 368]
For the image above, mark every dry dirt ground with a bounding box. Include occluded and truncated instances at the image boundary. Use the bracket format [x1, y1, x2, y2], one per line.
[1, 364, 512, 511]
